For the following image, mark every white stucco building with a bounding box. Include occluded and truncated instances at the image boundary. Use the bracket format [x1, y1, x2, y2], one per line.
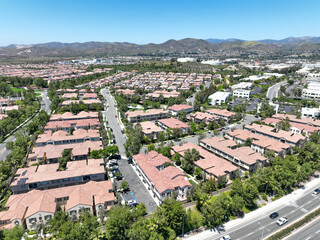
[209, 91, 231, 105]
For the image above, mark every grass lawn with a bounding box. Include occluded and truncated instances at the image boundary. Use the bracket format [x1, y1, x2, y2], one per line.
[10, 87, 27, 93]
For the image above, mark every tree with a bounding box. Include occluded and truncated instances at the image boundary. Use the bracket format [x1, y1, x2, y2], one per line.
[173, 152, 181, 165]
[152, 198, 186, 236]
[104, 206, 134, 240]
[171, 128, 183, 140]
[194, 167, 202, 179]
[182, 148, 199, 173]
[202, 197, 227, 228]
[147, 143, 155, 152]
[3, 226, 25, 240]
[278, 117, 290, 131]
[58, 149, 72, 170]
[125, 124, 143, 157]
[217, 175, 228, 189]
[121, 181, 130, 191]
[258, 102, 275, 118]
[158, 132, 165, 142]
[231, 195, 244, 215]
[178, 111, 187, 122]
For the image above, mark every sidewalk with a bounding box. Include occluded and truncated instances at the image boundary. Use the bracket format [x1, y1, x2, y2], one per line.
[186, 176, 320, 240]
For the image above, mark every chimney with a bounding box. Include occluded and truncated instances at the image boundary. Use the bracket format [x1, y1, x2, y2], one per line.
[43, 152, 47, 164]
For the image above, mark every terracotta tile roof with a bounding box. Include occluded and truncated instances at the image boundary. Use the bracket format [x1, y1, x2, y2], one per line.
[50, 111, 99, 121]
[11, 159, 105, 187]
[168, 104, 193, 112]
[205, 108, 236, 118]
[2, 181, 114, 224]
[44, 118, 100, 130]
[158, 118, 190, 129]
[136, 121, 163, 135]
[133, 151, 191, 194]
[201, 137, 266, 165]
[125, 109, 168, 118]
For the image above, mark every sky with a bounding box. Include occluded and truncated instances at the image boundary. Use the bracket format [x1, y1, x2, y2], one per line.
[0, 0, 320, 46]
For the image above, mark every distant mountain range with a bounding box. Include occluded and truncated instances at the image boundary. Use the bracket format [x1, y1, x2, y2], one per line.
[0, 37, 320, 58]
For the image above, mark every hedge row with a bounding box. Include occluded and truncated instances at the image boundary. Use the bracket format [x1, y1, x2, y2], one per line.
[266, 206, 320, 240]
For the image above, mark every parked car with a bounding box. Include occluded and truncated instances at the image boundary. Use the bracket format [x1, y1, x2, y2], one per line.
[110, 128, 113, 132]
[312, 188, 320, 195]
[276, 217, 288, 226]
[220, 235, 231, 240]
[113, 139, 116, 144]
[269, 212, 279, 219]
[115, 115, 117, 118]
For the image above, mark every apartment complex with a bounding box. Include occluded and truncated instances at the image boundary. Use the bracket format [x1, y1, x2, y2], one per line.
[168, 104, 194, 116]
[125, 109, 168, 123]
[158, 118, 191, 133]
[171, 143, 238, 180]
[132, 151, 191, 203]
[200, 137, 267, 172]
[244, 123, 306, 146]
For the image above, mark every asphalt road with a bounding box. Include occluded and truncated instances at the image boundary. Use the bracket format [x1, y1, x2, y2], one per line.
[266, 81, 287, 100]
[188, 179, 320, 240]
[285, 217, 320, 240]
[100, 88, 157, 213]
[0, 90, 51, 161]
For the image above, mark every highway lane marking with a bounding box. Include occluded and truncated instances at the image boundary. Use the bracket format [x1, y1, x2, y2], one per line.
[306, 237, 311, 240]
[246, 232, 253, 236]
[316, 229, 320, 234]
[300, 208, 308, 213]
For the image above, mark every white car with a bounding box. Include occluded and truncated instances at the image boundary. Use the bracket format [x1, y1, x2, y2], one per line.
[312, 188, 320, 195]
[276, 217, 288, 226]
[220, 235, 231, 240]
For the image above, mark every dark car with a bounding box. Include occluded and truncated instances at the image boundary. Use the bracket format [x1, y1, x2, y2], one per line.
[269, 212, 279, 219]
[113, 139, 116, 144]
[110, 128, 113, 132]
[312, 188, 320, 195]
[109, 154, 121, 160]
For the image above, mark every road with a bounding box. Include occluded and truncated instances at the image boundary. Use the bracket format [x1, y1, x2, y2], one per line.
[285, 216, 320, 240]
[266, 81, 287, 100]
[100, 88, 157, 213]
[187, 177, 320, 240]
[0, 90, 51, 161]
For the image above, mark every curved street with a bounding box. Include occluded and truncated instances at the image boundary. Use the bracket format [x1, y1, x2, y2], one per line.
[0, 90, 51, 161]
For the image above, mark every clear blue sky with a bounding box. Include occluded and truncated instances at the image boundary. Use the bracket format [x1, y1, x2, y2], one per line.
[0, 0, 319, 46]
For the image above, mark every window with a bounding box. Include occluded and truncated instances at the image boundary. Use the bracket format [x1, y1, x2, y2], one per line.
[44, 215, 52, 221]
[29, 218, 36, 224]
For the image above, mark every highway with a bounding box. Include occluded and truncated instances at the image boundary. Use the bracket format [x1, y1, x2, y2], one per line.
[100, 88, 157, 212]
[0, 90, 51, 161]
[285, 216, 320, 240]
[266, 81, 287, 100]
[187, 177, 320, 240]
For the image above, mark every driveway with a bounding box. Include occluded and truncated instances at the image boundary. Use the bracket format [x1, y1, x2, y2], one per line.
[100, 88, 157, 213]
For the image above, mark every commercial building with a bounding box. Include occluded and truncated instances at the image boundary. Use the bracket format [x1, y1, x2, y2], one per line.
[132, 151, 191, 202]
[208, 92, 231, 105]
[233, 89, 252, 98]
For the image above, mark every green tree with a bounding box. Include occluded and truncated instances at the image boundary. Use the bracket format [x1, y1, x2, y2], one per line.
[182, 148, 199, 173]
[178, 110, 187, 122]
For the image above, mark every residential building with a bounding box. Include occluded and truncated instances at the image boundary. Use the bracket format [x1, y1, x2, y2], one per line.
[35, 129, 101, 147]
[44, 118, 100, 131]
[168, 104, 194, 116]
[272, 113, 320, 127]
[244, 123, 306, 146]
[61, 93, 78, 100]
[83, 93, 98, 99]
[50, 111, 99, 122]
[1, 181, 114, 230]
[171, 143, 238, 180]
[208, 91, 231, 105]
[205, 108, 236, 122]
[231, 82, 252, 90]
[189, 112, 217, 124]
[125, 109, 168, 123]
[61, 99, 101, 106]
[137, 121, 163, 139]
[158, 118, 190, 134]
[11, 159, 106, 194]
[200, 137, 267, 172]
[132, 151, 191, 202]
[225, 129, 291, 155]
[28, 140, 103, 163]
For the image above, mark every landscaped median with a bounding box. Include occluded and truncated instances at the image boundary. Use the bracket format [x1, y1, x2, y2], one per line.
[266, 206, 320, 240]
